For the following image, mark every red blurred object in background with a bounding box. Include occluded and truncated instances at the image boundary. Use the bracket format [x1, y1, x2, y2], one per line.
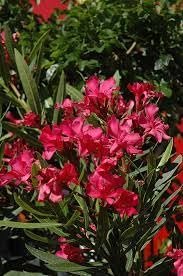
[29, 0, 69, 21]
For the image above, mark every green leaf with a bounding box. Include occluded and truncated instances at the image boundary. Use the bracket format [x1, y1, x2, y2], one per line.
[4, 25, 15, 62]
[154, 54, 173, 71]
[15, 49, 42, 114]
[0, 221, 61, 229]
[14, 193, 53, 217]
[159, 79, 172, 98]
[74, 192, 89, 230]
[95, 206, 110, 251]
[66, 84, 83, 101]
[64, 210, 80, 228]
[0, 141, 5, 167]
[24, 229, 49, 244]
[52, 71, 65, 123]
[157, 139, 173, 171]
[2, 122, 42, 148]
[4, 271, 44, 276]
[0, 43, 9, 84]
[125, 249, 133, 272]
[35, 151, 48, 168]
[26, 245, 90, 272]
[144, 257, 172, 275]
[113, 70, 121, 86]
[29, 30, 50, 62]
[34, 216, 68, 237]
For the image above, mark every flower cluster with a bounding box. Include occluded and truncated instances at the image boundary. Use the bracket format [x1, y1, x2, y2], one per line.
[167, 249, 183, 276]
[0, 76, 172, 266]
[0, 77, 170, 217]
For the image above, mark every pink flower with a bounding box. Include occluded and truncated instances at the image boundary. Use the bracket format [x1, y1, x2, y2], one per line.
[86, 170, 125, 205]
[56, 237, 85, 263]
[37, 167, 64, 203]
[23, 112, 40, 128]
[108, 115, 142, 155]
[0, 150, 34, 187]
[5, 112, 23, 125]
[61, 117, 103, 157]
[39, 125, 63, 160]
[85, 76, 118, 101]
[127, 82, 162, 110]
[112, 189, 138, 217]
[5, 112, 40, 128]
[167, 249, 183, 276]
[55, 99, 74, 117]
[37, 163, 78, 203]
[58, 162, 78, 185]
[139, 104, 170, 143]
[77, 76, 119, 117]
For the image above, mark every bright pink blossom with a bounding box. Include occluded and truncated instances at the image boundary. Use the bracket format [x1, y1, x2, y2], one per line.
[108, 115, 142, 155]
[5, 111, 40, 128]
[37, 163, 78, 203]
[167, 249, 183, 276]
[56, 237, 85, 263]
[61, 117, 103, 157]
[39, 125, 63, 160]
[55, 98, 74, 118]
[127, 82, 162, 110]
[77, 76, 119, 117]
[112, 189, 138, 217]
[37, 167, 64, 203]
[86, 170, 125, 205]
[0, 150, 34, 187]
[23, 112, 40, 128]
[139, 104, 170, 143]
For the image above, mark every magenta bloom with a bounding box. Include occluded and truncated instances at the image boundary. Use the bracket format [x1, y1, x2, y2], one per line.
[39, 125, 63, 160]
[108, 115, 142, 155]
[167, 249, 183, 276]
[37, 163, 78, 203]
[56, 237, 85, 263]
[139, 104, 170, 143]
[61, 117, 103, 157]
[85, 76, 118, 102]
[23, 112, 40, 128]
[0, 150, 34, 187]
[86, 170, 125, 205]
[77, 76, 119, 117]
[37, 167, 63, 203]
[112, 189, 138, 217]
[127, 82, 162, 110]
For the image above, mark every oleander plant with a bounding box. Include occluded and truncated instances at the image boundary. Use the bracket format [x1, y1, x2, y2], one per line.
[0, 27, 182, 276]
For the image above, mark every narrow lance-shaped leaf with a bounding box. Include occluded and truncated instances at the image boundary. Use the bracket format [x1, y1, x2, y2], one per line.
[66, 84, 83, 101]
[2, 122, 42, 148]
[156, 138, 173, 171]
[0, 43, 9, 84]
[29, 30, 50, 62]
[4, 25, 15, 63]
[53, 71, 65, 123]
[15, 49, 42, 114]
[26, 245, 91, 272]
[14, 193, 54, 217]
[24, 230, 49, 244]
[0, 220, 61, 229]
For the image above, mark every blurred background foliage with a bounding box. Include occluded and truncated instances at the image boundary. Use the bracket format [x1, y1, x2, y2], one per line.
[0, 0, 183, 129]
